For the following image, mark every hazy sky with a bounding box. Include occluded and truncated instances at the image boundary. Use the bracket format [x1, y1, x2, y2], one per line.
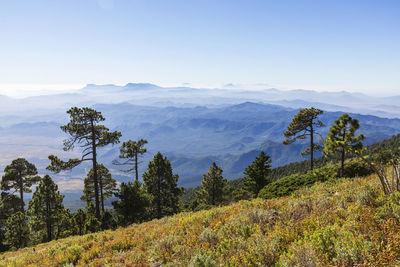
[1, 0, 399, 96]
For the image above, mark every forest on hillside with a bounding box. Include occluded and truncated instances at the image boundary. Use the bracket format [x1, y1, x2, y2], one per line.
[1, 105, 400, 257]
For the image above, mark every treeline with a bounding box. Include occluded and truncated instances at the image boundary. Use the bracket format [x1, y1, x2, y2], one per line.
[0, 106, 399, 252]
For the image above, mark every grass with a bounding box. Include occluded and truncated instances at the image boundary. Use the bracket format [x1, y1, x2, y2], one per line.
[1, 173, 400, 266]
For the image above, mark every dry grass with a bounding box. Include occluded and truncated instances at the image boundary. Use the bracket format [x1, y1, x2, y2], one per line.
[1, 173, 399, 266]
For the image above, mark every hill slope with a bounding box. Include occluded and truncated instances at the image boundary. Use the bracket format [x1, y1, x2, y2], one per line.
[1, 173, 399, 266]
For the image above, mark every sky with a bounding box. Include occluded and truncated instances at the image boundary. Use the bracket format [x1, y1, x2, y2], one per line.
[0, 0, 399, 97]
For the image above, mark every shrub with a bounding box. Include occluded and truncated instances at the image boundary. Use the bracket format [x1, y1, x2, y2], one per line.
[63, 245, 83, 265]
[308, 225, 338, 261]
[258, 165, 338, 199]
[279, 241, 319, 267]
[189, 251, 216, 267]
[246, 209, 279, 233]
[200, 228, 218, 248]
[375, 192, 400, 222]
[341, 159, 373, 178]
[356, 185, 379, 207]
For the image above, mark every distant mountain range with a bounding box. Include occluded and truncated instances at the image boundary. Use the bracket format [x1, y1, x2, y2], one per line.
[0, 83, 400, 194]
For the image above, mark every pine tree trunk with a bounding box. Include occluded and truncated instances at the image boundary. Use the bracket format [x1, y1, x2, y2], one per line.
[99, 176, 104, 214]
[47, 201, 52, 241]
[341, 148, 345, 178]
[19, 173, 24, 211]
[310, 124, 314, 170]
[341, 131, 346, 177]
[135, 154, 139, 181]
[90, 120, 101, 219]
[157, 172, 161, 219]
[47, 221, 52, 242]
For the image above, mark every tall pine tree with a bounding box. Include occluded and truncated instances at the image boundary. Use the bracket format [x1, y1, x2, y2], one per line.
[143, 152, 182, 219]
[47, 107, 121, 218]
[283, 107, 325, 170]
[28, 175, 65, 242]
[1, 158, 40, 211]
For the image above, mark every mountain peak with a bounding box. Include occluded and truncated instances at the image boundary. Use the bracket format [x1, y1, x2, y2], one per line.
[123, 83, 160, 90]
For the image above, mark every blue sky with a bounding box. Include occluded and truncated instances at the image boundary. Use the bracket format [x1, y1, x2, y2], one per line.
[0, 0, 399, 96]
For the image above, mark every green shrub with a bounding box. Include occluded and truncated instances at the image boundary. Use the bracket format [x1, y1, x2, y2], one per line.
[64, 245, 83, 265]
[308, 225, 338, 261]
[341, 159, 373, 178]
[246, 209, 279, 233]
[200, 228, 218, 247]
[279, 241, 319, 267]
[258, 165, 338, 199]
[189, 251, 216, 267]
[356, 185, 379, 207]
[375, 192, 400, 222]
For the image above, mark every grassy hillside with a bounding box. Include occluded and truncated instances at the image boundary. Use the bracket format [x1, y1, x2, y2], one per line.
[1, 173, 400, 266]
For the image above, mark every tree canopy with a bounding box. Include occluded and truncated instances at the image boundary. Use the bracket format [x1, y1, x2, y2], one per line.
[47, 107, 121, 218]
[323, 113, 364, 177]
[283, 107, 325, 170]
[1, 158, 40, 211]
[244, 151, 272, 195]
[114, 139, 148, 181]
[143, 152, 182, 219]
[28, 175, 65, 242]
[81, 164, 117, 214]
[196, 162, 227, 206]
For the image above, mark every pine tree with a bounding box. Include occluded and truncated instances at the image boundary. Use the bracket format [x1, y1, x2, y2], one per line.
[84, 214, 101, 234]
[72, 209, 86, 235]
[0, 193, 21, 251]
[114, 139, 148, 181]
[47, 107, 121, 218]
[5, 211, 30, 249]
[112, 180, 149, 226]
[196, 162, 227, 206]
[80, 164, 117, 214]
[323, 113, 365, 177]
[28, 175, 65, 242]
[283, 107, 325, 170]
[55, 208, 74, 239]
[244, 151, 272, 195]
[143, 152, 182, 219]
[1, 158, 40, 211]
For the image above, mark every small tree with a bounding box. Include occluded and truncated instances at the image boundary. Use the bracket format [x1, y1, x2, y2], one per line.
[47, 107, 121, 218]
[81, 164, 117, 214]
[84, 214, 101, 234]
[72, 209, 86, 235]
[323, 113, 364, 177]
[244, 151, 272, 195]
[114, 139, 148, 181]
[112, 180, 150, 226]
[1, 158, 40, 211]
[143, 152, 182, 219]
[28, 175, 65, 242]
[283, 107, 325, 170]
[5, 211, 30, 249]
[196, 162, 227, 206]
